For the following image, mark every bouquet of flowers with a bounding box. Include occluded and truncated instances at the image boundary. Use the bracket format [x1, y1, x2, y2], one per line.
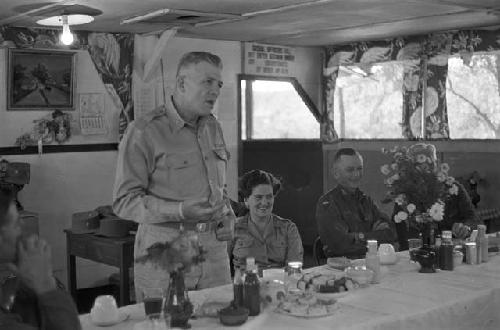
[380, 144, 459, 230]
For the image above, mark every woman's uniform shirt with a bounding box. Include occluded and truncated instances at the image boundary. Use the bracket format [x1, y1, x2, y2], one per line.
[230, 214, 303, 270]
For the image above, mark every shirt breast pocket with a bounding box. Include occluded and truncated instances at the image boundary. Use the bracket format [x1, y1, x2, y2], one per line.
[269, 239, 287, 259]
[233, 238, 253, 259]
[213, 147, 228, 187]
[164, 152, 202, 197]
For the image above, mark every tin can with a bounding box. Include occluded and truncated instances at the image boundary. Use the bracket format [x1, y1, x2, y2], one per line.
[465, 242, 477, 265]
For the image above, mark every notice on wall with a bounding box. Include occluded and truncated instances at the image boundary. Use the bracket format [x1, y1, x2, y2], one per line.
[79, 93, 107, 135]
[244, 42, 296, 77]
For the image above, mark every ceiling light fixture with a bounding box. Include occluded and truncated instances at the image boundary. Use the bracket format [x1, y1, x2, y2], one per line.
[37, 13, 94, 45]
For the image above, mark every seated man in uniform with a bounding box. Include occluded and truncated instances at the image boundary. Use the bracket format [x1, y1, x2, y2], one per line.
[0, 188, 80, 330]
[316, 148, 397, 259]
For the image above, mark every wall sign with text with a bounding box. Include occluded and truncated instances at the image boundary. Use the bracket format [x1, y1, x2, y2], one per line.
[244, 42, 296, 77]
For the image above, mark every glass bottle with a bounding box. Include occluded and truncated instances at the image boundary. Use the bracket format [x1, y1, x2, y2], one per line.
[476, 224, 488, 263]
[285, 261, 303, 295]
[434, 234, 442, 270]
[165, 270, 193, 328]
[243, 257, 260, 316]
[233, 268, 244, 307]
[439, 231, 454, 270]
[365, 240, 380, 284]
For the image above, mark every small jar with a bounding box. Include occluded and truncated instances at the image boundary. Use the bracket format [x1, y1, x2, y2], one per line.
[285, 261, 303, 294]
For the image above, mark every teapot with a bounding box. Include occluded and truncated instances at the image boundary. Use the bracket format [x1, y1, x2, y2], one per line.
[378, 243, 398, 265]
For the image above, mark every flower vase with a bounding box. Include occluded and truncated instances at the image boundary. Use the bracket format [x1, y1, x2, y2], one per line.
[164, 270, 193, 329]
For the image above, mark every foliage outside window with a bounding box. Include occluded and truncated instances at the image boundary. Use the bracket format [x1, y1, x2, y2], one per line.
[333, 62, 404, 139]
[446, 53, 500, 139]
[241, 79, 320, 140]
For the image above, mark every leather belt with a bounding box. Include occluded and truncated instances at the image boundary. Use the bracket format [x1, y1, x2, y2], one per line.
[160, 221, 217, 233]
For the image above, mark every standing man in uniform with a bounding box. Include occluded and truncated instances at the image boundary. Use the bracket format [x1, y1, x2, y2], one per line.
[113, 52, 234, 301]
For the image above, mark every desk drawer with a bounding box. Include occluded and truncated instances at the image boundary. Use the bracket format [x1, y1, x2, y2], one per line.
[69, 236, 121, 266]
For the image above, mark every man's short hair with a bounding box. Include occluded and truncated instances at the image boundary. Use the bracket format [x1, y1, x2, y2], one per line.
[176, 52, 222, 77]
[0, 187, 14, 227]
[333, 148, 361, 164]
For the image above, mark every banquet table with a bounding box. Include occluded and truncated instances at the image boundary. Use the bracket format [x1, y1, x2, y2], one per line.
[80, 251, 500, 330]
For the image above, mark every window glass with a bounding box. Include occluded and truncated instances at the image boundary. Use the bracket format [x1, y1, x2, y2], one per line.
[446, 53, 500, 139]
[333, 62, 404, 139]
[242, 80, 319, 140]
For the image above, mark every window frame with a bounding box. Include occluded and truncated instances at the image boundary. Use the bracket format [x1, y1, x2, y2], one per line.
[237, 74, 321, 142]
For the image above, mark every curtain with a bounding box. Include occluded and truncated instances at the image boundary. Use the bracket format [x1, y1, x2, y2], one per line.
[323, 27, 500, 141]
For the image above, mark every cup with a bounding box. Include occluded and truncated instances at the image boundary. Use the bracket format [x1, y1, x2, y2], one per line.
[143, 288, 165, 318]
[90, 295, 119, 323]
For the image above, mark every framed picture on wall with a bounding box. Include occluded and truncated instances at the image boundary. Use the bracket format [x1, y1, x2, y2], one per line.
[7, 48, 76, 111]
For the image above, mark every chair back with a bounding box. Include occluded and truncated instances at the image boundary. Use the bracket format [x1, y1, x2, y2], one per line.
[313, 236, 327, 265]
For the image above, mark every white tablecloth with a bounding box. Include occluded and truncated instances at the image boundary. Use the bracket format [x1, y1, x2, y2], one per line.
[81, 252, 500, 330]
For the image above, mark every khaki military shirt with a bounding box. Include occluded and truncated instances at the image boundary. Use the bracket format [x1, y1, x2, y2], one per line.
[113, 96, 229, 223]
[230, 214, 303, 270]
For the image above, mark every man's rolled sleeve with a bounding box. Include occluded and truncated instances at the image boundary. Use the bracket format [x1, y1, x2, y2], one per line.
[113, 125, 181, 224]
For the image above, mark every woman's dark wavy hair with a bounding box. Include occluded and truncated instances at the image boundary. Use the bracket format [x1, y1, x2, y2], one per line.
[0, 187, 15, 227]
[239, 170, 282, 199]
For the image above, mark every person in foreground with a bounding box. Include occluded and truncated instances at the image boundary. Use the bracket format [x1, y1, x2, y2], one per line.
[113, 51, 235, 301]
[0, 188, 81, 330]
[316, 148, 397, 259]
[230, 170, 303, 270]
[395, 143, 481, 250]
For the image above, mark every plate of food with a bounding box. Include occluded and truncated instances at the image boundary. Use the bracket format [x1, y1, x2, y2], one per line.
[275, 292, 339, 318]
[326, 257, 352, 270]
[297, 272, 359, 296]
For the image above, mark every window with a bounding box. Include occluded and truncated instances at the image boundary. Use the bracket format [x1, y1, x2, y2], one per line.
[333, 62, 404, 139]
[240, 78, 320, 140]
[446, 53, 500, 139]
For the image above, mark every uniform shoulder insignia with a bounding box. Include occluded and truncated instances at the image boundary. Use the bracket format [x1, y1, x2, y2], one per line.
[134, 107, 166, 130]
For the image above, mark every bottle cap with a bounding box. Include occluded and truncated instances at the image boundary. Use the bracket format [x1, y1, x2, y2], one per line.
[288, 261, 303, 269]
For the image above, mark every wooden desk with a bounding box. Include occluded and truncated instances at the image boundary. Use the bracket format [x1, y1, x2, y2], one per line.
[64, 230, 135, 306]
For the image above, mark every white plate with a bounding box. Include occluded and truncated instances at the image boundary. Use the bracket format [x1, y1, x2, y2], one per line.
[91, 312, 129, 327]
[314, 291, 349, 300]
[275, 303, 340, 318]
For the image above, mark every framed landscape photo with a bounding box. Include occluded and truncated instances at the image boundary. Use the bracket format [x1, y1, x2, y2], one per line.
[7, 48, 76, 110]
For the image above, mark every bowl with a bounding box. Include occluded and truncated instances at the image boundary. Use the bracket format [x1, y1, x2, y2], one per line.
[219, 306, 249, 326]
[345, 267, 374, 286]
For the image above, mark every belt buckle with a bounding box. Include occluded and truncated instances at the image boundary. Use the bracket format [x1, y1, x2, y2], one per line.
[196, 222, 208, 233]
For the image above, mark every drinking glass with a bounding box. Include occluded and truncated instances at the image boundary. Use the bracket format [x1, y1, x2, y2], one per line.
[143, 288, 165, 319]
[408, 238, 423, 262]
[285, 261, 303, 295]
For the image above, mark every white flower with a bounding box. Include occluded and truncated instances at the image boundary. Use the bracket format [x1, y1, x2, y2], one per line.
[449, 184, 459, 195]
[440, 163, 450, 173]
[395, 194, 405, 205]
[437, 171, 446, 182]
[394, 211, 408, 223]
[380, 164, 391, 175]
[386, 177, 395, 185]
[446, 176, 455, 185]
[391, 163, 398, 170]
[407, 203, 416, 214]
[390, 174, 400, 181]
[428, 202, 444, 221]
[416, 154, 427, 163]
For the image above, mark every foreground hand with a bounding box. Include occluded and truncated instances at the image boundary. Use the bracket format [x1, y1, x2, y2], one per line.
[181, 198, 225, 222]
[373, 220, 391, 231]
[8, 236, 56, 295]
[452, 222, 471, 239]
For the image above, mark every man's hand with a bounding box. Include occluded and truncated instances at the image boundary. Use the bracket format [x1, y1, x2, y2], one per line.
[8, 236, 56, 295]
[373, 220, 391, 231]
[452, 222, 471, 239]
[181, 198, 225, 222]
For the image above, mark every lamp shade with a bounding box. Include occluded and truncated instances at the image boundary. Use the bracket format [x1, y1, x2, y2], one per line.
[37, 14, 94, 26]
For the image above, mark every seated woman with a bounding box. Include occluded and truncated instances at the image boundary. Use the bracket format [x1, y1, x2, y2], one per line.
[230, 170, 303, 270]
[395, 143, 482, 250]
